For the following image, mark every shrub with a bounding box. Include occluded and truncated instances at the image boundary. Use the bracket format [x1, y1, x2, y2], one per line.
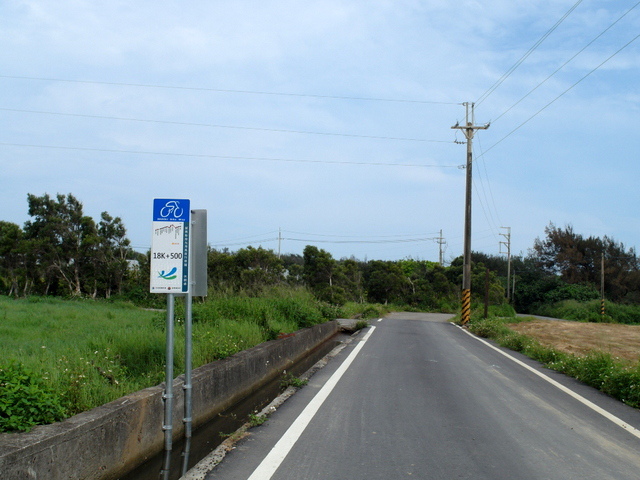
[468, 317, 511, 338]
[543, 283, 599, 303]
[489, 303, 517, 318]
[532, 299, 640, 324]
[605, 303, 640, 325]
[0, 363, 67, 432]
[500, 332, 531, 352]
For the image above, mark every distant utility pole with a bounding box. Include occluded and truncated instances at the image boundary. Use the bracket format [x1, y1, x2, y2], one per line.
[278, 227, 282, 259]
[601, 253, 605, 318]
[436, 229, 446, 266]
[451, 102, 490, 325]
[499, 227, 512, 302]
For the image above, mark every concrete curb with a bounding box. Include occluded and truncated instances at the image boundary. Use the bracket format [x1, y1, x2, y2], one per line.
[0, 321, 339, 480]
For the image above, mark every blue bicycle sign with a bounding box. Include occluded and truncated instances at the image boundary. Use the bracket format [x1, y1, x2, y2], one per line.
[153, 199, 190, 222]
[160, 201, 184, 219]
[151, 198, 191, 293]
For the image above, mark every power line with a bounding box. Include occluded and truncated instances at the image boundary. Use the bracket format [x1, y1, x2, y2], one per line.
[211, 230, 442, 245]
[212, 231, 279, 243]
[476, 0, 584, 106]
[210, 238, 279, 248]
[0, 141, 462, 168]
[0, 74, 461, 105]
[493, 1, 640, 124]
[473, 174, 501, 241]
[475, 135, 502, 229]
[282, 237, 438, 245]
[0, 107, 453, 144]
[481, 31, 640, 157]
[472, 177, 500, 242]
[281, 230, 441, 239]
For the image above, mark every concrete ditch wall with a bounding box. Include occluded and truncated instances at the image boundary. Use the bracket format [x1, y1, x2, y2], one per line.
[0, 320, 339, 480]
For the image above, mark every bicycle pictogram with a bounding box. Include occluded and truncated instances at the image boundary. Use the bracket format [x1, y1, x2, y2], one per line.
[159, 200, 184, 219]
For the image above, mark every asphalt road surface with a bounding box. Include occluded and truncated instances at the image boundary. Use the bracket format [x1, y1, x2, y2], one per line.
[204, 312, 640, 479]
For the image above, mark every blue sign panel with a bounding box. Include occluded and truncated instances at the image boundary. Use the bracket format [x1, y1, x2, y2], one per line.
[151, 198, 191, 293]
[153, 199, 191, 222]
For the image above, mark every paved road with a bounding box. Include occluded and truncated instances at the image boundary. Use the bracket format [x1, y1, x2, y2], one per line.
[204, 312, 640, 479]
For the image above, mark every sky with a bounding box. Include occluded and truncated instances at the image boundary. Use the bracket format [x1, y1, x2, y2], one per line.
[1, 0, 639, 264]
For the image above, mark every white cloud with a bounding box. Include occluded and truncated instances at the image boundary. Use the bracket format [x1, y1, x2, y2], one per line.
[2, 0, 640, 261]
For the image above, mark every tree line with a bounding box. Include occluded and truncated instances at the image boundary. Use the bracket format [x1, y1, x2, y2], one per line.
[204, 244, 495, 310]
[0, 193, 135, 298]
[1, 194, 639, 313]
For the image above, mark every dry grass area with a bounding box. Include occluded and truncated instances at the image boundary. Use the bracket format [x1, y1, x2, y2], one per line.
[508, 319, 640, 364]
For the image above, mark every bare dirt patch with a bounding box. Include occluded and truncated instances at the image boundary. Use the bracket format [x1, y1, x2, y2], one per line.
[508, 319, 640, 364]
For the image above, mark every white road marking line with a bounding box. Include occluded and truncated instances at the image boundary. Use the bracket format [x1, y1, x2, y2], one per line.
[377, 318, 383, 322]
[247, 326, 376, 480]
[457, 325, 640, 440]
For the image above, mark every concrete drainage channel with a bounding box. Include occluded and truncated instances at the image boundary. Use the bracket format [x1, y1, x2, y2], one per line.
[0, 320, 363, 480]
[122, 331, 353, 480]
[182, 328, 359, 480]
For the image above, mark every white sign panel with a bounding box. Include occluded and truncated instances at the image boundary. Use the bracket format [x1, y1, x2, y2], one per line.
[150, 199, 190, 293]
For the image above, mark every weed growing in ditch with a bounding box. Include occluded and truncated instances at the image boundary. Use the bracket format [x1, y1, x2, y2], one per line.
[280, 372, 308, 390]
[248, 413, 268, 427]
[354, 319, 370, 331]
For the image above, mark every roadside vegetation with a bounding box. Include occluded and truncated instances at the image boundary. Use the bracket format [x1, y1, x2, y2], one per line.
[533, 299, 640, 325]
[0, 290, 386, 432]
[3, 193, 640, 431]
[466, 313, 640, 409]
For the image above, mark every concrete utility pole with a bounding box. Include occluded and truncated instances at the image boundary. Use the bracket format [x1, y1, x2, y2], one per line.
[499, 226, 512, 302]
[436, 229, 446, 266]
[278, 227, 282, 259]
[601, 253, 605, 318]
[451, 102, 489, 325]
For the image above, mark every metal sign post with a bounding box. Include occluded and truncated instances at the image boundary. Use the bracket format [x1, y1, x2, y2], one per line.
[161, 293, 175, 480]
[181, 209, 207, 475]
[151, 198, 190, 480]
[151, 200, 207, 479]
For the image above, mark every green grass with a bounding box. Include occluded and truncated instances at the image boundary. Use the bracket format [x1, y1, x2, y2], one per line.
[467, 315, 640, 408]
[0, 288, 339, 432]
[0, 297, 164, 420]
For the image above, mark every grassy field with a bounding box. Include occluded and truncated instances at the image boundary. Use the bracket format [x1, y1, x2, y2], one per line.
[1, 296, 170, 427]
[509, 318, 640, 364]
[467, 314, 640, 409]
[0, 290, 388, 432]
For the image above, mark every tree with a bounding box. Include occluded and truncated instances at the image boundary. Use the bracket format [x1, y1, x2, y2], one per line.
[364, 260, 408, 305]
[419, 262, 458, 309]
[207, 248, 237, 291]
[281, 253, 304, 286]
[532, 223, 639, 302]
[302, 246, 346, 304]
[533, 223, 599, 284]
[340, 258, 365, 303]
[234, 246, 284, 294]
[23, 193, 98, 296]
[95, 212, 132, 297]
[207, 246, 284, 294]
[0, 221, 25, 296]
